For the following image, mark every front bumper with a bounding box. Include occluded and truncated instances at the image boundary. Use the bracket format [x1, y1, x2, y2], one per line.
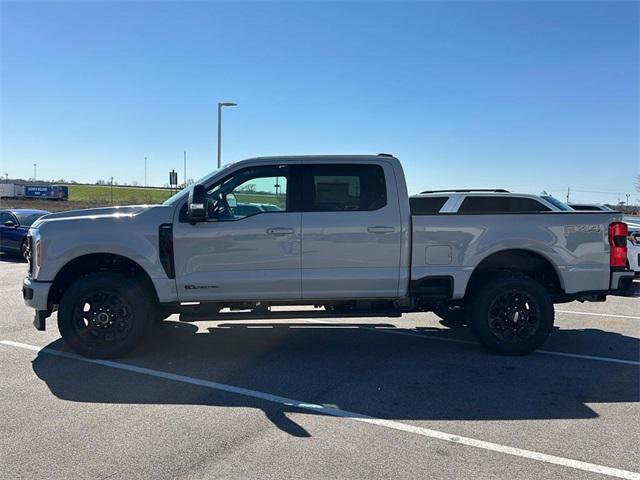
[22, 277, 52, 311]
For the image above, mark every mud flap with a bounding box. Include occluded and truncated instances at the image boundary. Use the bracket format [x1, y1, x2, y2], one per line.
[33, 310, 48, 331]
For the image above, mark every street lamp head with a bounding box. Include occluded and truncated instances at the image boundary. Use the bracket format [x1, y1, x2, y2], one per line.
[219, 102, 237, 107]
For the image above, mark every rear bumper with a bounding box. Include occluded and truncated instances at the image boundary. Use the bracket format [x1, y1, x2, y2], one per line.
[22, 277, 51, 310]
[610, 271, 640, 297]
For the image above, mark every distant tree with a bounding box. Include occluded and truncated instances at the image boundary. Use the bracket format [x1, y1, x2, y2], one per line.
[238, 183, 256, 193]
[96, 179, 107, 185]
[131, 180, 139, 186]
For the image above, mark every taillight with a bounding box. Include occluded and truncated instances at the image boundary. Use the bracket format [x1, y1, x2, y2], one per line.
[608, 222, 628, 268]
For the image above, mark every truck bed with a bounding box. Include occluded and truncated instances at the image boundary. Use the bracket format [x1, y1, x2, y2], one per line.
[410, 211, 623, 299]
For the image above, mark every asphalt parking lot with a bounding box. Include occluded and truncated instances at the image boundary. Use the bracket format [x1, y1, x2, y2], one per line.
[1, 256, 639, 480]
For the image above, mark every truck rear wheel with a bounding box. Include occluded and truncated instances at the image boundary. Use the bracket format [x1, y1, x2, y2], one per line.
[469, 274, 554, 355]
[58, 272, 154, 359]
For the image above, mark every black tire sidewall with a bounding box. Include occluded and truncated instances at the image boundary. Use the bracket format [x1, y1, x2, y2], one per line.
[58, 272, 154, 358]
[470, 274, 554, 355]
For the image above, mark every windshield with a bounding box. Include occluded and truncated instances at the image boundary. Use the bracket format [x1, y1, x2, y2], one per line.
[541, 196, 573, 211]
[14, 212, 46, 226]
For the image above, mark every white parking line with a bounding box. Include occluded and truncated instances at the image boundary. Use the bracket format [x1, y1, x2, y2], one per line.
[301, 320, 640, 366]
[556, 309, 640, 320]
[1, 339, 639, 480]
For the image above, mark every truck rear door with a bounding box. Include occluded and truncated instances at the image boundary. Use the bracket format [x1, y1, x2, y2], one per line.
[300, 162, 403, 299]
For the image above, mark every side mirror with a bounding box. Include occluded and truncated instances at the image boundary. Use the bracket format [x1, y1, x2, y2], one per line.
[187, 184, 207, 223]
[3, 220, 16, 228]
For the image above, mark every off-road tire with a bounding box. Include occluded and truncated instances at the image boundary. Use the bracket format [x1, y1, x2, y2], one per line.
[469, 273, 554, 355]
[58, 272, 154, 358]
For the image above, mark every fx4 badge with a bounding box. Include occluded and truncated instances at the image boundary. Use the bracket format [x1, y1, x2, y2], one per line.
[565, 224, 601, 235]
[184, 284, 219, 290]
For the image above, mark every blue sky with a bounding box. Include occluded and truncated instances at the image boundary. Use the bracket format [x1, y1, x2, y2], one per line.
[1, 1, 638, 203]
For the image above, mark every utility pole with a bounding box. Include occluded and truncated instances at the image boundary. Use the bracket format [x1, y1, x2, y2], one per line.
[110, 176, 114, 204]
[183, 151, 187, 187]
[217, 102, 237, 169]
[566, 187, 570, 204]
[33, 163, 37, 181]
[626, 193, 631, 207]
[144, 157, 148, 187]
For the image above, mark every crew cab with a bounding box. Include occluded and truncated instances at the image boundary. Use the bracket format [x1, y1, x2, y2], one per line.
[22, 155, 637, 358]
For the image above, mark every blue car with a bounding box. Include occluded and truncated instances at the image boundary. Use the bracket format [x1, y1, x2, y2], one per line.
[0, 209, 49, 259]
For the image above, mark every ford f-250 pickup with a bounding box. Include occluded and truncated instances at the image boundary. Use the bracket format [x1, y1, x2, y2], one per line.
[22, 155, 636, 358]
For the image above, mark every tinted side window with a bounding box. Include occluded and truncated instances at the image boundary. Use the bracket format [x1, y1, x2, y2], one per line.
[0, 212, 15, 224]
[304, 164, 386, 212]
[410, 197, 448, 215]
[458, 196, 551, 213]
[510, 198, 551, 212]
[570, 205, 601, 211]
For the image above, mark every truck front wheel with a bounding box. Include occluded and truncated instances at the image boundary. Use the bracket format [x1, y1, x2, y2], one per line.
[58, 272, 154, 358]
[469, 274, 554, 355]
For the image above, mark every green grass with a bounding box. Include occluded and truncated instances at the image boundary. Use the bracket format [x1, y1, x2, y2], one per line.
[67, 184, 174, 205]
[64, 185, 285, 208]
[234, 193, 285, 209]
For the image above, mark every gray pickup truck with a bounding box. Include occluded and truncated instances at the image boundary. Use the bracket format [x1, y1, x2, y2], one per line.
[22, 155, 636, 358]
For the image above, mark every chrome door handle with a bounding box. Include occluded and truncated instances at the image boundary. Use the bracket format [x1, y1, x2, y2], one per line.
[367, 226, 396, 234]
[266, 227, 295, 235]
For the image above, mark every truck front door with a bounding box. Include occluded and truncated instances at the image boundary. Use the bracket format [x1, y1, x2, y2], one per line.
[172, 164, 302, 302]
[300, 162, 403, 299]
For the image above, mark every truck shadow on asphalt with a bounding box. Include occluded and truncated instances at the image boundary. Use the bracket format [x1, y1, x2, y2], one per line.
[0, 253, 26, 264]
[32, 320, 639, 437]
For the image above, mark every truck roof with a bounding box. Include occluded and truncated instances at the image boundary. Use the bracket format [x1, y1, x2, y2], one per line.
[420, 189, 509, 194]
[241, 154, 398, 162]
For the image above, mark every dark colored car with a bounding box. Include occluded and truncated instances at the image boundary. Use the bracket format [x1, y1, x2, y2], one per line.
[0, 209, 49, 259]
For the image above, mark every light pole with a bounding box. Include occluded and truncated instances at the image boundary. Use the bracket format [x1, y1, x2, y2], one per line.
[217, 102, 237, 169]
[33, 163, 37, 181]
[144, 157, 147, 187]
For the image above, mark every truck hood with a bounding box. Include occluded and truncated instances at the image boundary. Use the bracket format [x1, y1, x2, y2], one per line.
[32, 205, 169, 228]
